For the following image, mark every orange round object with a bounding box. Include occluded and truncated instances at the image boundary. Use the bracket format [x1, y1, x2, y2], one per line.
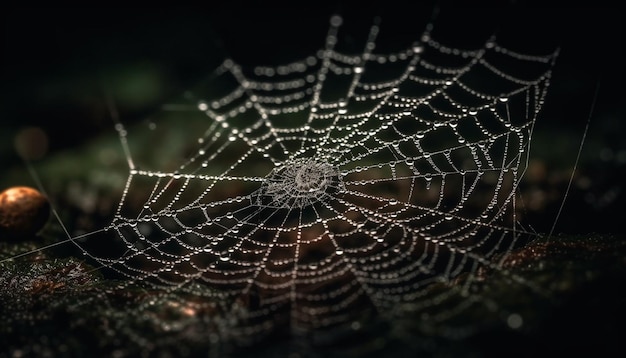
[0, 186, 50, 239]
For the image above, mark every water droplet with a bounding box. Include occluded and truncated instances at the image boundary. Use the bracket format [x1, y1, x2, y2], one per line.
[330, 15, 343, 27]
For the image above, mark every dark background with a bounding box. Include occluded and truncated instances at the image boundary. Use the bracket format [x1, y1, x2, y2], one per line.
[1, 4, 623, 231]
[0, 3, 624, 358]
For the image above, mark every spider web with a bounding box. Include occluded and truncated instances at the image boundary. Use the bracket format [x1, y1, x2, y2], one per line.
[68, 14, 558, 347]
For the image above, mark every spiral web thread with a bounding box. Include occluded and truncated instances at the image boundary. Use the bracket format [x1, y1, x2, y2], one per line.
[76, 15, 558, 340]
